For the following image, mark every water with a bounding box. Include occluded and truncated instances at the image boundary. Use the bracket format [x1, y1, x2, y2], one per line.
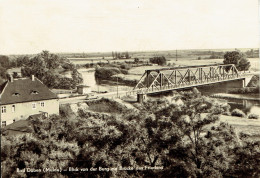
[197, 84, 260, 115]
[223, 97, 260, 116]
[77, 68, 132, 93]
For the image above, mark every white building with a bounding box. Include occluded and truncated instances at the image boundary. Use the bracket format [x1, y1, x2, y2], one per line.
[77, 85, 92, 94]
[0, 75, 59, 126]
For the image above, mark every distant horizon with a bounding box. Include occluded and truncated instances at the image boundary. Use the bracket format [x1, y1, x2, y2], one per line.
[2, 47, 259, 56]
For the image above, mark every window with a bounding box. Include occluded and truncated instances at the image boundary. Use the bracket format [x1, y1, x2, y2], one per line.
[31, 90, 39, 95]
[12, 105, 15, 113]
[1, 106, 6, 113]
[2, 121, 6, 127]
[32, 103, 36, 109]
[40, 102, 45, 107]
[12, 92, 20, 96]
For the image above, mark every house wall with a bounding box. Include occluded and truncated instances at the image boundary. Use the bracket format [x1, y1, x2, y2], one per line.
[77, 87, 91, 94]
[0, 99, 59, 126]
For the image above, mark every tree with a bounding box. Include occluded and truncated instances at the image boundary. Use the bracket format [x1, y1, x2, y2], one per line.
[149, 56, 166, 65]
[117, 52, 121, 59]
[16, 56, 30, 67]
[112, 51, 115, 59]
[0, 55, 10, 68]
[227, 138, 260, 177]
[41, 50, 60, 69]
[0, 66, 8, 79]
[12, 72, 19, 78]
[0, 65, 8, 84]
[71, 69, 83, 84]
[149, 91, 241, 177]
[134, 58, 140, 63]
[125, 51, 130, 59]
[131, 90, 236, 177]
[19, 51, 82, 89]
[223, 51, 250, 71]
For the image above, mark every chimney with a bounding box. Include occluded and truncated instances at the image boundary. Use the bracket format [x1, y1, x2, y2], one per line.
[9, 75, 13, 82]
[32, 75, 35, 81]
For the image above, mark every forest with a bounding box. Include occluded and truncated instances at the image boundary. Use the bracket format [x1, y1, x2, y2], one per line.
[1, 90, 259, 177]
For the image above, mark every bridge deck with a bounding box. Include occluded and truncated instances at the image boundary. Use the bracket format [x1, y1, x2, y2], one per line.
[132, 75, 248, 95]
[143, 77, 246, 94]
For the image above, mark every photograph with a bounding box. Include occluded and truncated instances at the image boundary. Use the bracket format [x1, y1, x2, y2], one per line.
[0, 0, 259, 177]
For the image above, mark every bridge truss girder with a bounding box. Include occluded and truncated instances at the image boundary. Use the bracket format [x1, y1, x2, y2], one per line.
[133, 64, 240, 93]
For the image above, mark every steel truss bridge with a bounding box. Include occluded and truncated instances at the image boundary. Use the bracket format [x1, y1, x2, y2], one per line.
[133, 64, 247, 94]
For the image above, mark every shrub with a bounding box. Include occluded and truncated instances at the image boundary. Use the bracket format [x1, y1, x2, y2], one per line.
[95, 67, 122, 80]
[231, 109, 246, 117]
[247, 113, 259, 119]
[120, 69, 128, 74]
[120, 64, 131, 70]
[149, 56, 166, 65]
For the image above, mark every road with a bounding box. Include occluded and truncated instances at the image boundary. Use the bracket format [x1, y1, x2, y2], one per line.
[59, 90, 136, 104]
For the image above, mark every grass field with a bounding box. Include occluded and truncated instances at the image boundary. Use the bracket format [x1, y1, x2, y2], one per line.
[128, 58, 259, 76]
[219, 115, 260, 139]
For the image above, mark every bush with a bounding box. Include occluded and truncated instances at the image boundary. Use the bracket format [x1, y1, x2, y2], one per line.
[95, 67, 122, 80]
[231, 109, 246, 117]
[120, 64, 131, 70]
[149, 56, 166, 65]
[247, 113, 259, 119]
[120, 69, 128, 74]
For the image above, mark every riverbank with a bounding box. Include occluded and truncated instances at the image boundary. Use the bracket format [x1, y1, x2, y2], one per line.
[211, 93, 260, 101]
[219, 115, 260, 138]
[94, 63, 156, 86]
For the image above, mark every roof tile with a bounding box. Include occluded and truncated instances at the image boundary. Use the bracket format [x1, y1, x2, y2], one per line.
[0, 77, 57, 105]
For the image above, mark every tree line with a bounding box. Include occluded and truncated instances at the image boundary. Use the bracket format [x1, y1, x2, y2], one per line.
[0, 51, 83, 89]
[112, 51, 130, 59]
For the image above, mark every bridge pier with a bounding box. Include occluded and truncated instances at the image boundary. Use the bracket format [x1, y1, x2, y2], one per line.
[223, 77, 251, 88]
[137, 93, 146, 103]
[223, 79, 245, 88]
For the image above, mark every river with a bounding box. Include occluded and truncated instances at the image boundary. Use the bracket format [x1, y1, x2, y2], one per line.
[77, 68, 133, 93]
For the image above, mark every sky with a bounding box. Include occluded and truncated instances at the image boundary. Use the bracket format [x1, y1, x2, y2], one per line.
[0, 0, 259, 54]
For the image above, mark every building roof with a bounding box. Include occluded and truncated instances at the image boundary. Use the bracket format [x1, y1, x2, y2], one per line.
[0, 77, 57, 105]
[0, 81, 7, 94]
[77, 85, 91, 88]
[2, 120, 33, 136]
[28, 113, 45, 120]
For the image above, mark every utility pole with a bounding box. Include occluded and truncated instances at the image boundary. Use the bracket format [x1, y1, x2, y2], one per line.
[176, 49, 178, 61]
[117, 77, 119, 98]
